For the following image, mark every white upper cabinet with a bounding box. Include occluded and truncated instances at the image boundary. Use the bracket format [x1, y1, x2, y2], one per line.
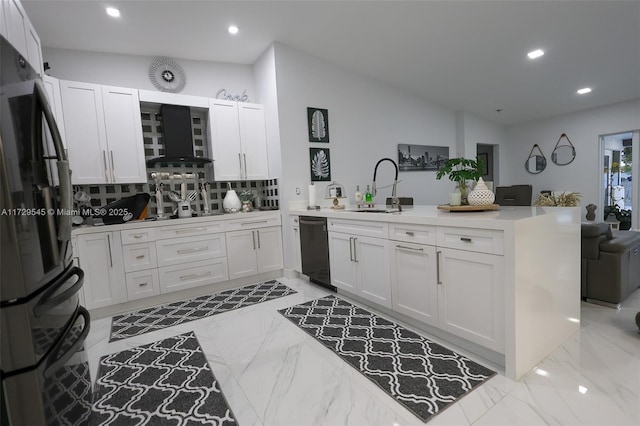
[238, 103, 269, 180]
[208, 99, 269, 181]
[101, 85, 146, 183]
[2, 0, 42, 74]
[209, 99, 242, 180]
[60, 80, 146, 185]
[1, 0, 9, 39]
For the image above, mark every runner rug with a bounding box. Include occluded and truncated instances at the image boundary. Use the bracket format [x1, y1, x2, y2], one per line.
[91, 332, 237, 425]
[278, 295, 496, 423]
[110, 280, 296, 342]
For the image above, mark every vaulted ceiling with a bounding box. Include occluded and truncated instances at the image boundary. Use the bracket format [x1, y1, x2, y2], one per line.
[23, 0, 640, 125]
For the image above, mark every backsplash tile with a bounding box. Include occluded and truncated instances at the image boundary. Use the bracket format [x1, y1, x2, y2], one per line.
[72, 105, 278, 217]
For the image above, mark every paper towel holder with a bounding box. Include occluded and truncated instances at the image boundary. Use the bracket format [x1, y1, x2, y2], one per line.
[307, 182, 321, 210]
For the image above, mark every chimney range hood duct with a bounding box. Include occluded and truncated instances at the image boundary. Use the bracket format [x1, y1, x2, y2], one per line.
[146, 104, 212, 166]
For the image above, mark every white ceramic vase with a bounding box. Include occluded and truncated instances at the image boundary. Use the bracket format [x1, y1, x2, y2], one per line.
[222, 183, 242, 212]
[468, 177, 495, 205]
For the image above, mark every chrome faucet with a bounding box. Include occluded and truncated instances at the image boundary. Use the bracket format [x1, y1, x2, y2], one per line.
[372, 157, 401, 211]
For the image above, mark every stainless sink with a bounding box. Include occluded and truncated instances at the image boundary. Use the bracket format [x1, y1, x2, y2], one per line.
[350, 207, 400, 213]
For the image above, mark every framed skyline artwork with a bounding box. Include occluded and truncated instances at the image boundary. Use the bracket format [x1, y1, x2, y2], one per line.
[397, 144, 449, 171]
[307, 107, 329, 142]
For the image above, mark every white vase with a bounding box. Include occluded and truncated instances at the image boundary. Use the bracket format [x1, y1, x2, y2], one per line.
[223, 183, 242, 212]
[468, 177, 495, 206]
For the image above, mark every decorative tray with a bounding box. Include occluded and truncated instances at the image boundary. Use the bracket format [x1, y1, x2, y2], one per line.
[437, 204, 499, 212]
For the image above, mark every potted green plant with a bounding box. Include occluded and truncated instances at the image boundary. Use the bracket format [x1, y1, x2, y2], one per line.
[436, 157, 483, 204]
[534, 192, 582, 207]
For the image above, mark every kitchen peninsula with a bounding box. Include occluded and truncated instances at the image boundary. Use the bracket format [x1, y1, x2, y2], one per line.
[290, 205, 581, 381]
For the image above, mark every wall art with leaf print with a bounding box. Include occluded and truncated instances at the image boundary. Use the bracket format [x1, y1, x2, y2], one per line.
[307, 107, 329, 142]
[309, 148, 331, 182]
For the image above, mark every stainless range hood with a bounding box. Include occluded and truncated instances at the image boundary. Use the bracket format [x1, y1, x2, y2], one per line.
[146, 104, 212, 166]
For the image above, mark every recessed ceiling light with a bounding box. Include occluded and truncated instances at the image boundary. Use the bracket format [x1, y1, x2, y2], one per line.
[106, 7, 120, 18]
[527, 49, 545, 59]
[577, 87, 592, 95]
[228, 25, 239, 35]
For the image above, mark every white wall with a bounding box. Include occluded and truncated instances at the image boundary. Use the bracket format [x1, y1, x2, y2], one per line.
[273, 42, 460, 212]
[272, 43, 465, 269]
[504, 99, 640, 209]
[253, 45, 282, 180]
[42, 47, 255, 101]
[458, 111, 507, 185]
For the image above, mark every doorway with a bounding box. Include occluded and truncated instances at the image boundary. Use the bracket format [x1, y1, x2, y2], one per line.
[477, 144, 498, 190]
[600, 130, 639, 231]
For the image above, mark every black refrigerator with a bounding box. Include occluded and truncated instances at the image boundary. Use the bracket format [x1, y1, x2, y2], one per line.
[0, 36, 92, 425]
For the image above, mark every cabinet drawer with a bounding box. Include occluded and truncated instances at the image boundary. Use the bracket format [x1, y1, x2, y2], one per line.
[126, 269, 160, 301]
[159, 222, 225, 239]
[389, 223, 436, 245]
[328, 219, 388, 238]
[156, 234, 226, 266]
[122, 242, 157, 273]
[121, 228, 157, 245]
[436, 227, 504, 255]
[225, 215, 281, 231]
[159, 258, 229, 294]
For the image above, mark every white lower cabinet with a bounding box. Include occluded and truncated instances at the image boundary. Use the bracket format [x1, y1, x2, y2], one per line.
[126, 269, 160, 301]
[389, 242, 438, 327]
[76, 232, 126, 309]
[226, 226, 283, 279]
[158, 258, 229, 294]
[291, 216, 302, 273]
[437, 248, 505, 352]
[329, 231, 391, 308]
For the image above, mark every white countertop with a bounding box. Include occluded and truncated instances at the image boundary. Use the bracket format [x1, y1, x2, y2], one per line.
[290, 205, 579, 230]
[71, 210, 281, 235]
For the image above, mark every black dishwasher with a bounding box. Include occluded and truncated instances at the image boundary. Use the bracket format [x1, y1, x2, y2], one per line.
[299, 216, 335, 291]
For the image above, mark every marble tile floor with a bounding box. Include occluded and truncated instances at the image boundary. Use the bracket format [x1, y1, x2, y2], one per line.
[85, 277, 640, 426]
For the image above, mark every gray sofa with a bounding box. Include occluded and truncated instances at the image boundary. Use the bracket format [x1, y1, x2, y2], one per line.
[581, 222, 640, 307]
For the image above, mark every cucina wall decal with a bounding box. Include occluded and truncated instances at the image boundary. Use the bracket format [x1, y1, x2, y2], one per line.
[216, 89, 249, 102]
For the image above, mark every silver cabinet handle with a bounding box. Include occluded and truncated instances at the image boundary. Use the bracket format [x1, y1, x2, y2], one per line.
[243, 154, 248, 179]
[405, 231, 415, 236]
[177, 246, 207, 254]
[238, 153, 243, 178]
[252, 230, 256, 250]
[110, 150, 116, 182]
[353, 237, 358, 263]
[179, 271, 212, 281]
[436, 250, 442, 284]
[102, 151, 109, 181]
[349, 237, 354, 261]
[175, 227, 207, 234]
[256, 230, 261, 249]
[136, 254, 145, 259]
[107, 234, 113, 267]
[133, 234, 144, 239]
[139, 282, 148, 287]
[396, 245, 423, 252]
[241, 220, 268, 226]
[460, 237, 472, 243]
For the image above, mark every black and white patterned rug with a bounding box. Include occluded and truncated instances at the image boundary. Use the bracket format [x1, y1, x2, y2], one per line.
[279, 295, 496, 423]
[92, 332, 236, 425]
[110, 280, 296, 341]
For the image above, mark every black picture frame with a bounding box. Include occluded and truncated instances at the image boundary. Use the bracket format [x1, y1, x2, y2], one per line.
[397, 144, 449, 171]
[309, 148, 331, 181]
[307, 107, 329, 142]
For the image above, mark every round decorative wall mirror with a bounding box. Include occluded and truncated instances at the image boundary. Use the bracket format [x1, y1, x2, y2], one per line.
[551, 133, 576, 165]
[525, 144, 547, 174]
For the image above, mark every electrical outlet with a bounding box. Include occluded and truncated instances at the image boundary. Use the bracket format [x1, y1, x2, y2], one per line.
[296, 187, 301, 195]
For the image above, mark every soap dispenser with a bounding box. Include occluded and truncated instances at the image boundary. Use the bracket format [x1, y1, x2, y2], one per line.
[222, 182, 241, 213]
[355, 185, 362, 203]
